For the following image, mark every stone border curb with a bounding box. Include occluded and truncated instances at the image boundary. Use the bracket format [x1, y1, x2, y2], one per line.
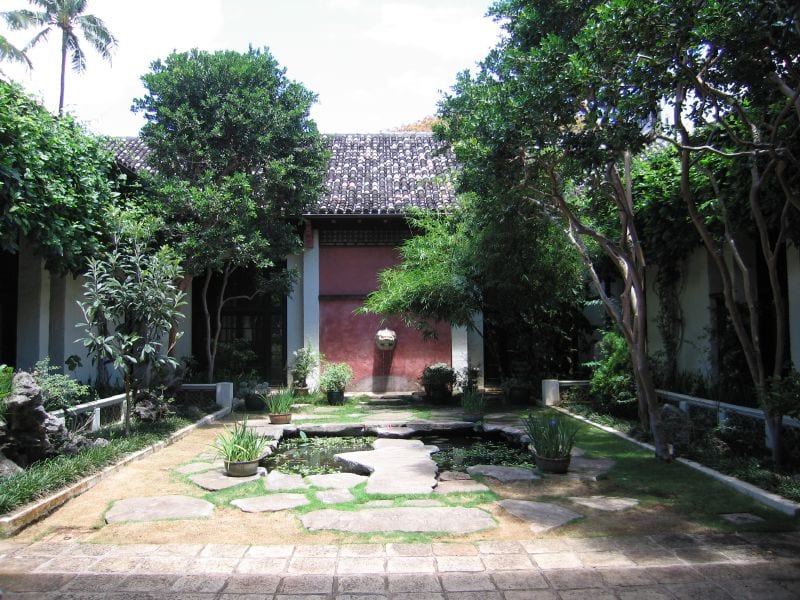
[0, 406, 231, 537]
[553, 406, 800, 517]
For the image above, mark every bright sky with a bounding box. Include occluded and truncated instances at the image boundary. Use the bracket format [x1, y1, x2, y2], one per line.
[0, 0, 502, 136]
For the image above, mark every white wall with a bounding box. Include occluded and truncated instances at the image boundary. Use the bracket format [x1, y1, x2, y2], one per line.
[302, 230, 320, 388]
[286, 253, 304, 385]
[788, 243, 800, 371]
[15, 242, 50, 371]
[678, 248, 712, 378]
[467, 312, 485, 389]
[451, 324, 469, 386]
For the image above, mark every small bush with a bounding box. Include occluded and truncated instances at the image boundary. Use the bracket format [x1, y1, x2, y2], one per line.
[260, 388, 294, 413]
[0, 364, 13, 420]
[33, 358, 95, 411]
[586, 331, 637, 417]
[421, 363, 456, 388]
[319, 362, 354, 392]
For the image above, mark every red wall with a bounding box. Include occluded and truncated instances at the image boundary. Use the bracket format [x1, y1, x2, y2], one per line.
[319, 245, 451, 392]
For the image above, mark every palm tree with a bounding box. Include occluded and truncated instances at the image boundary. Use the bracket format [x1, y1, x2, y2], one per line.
[0, 34, 31, 70]
[4, 0, 116, 114]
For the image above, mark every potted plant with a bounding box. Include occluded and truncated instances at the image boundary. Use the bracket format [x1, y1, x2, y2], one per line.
[291, 340, 321, 396]
[460, 388, 486, 422]
[421, 363, 456, 403]
[318, 362, 353, 405]
[211, 418, 271, 476]
[260, 387, 294, 424]
[523, 414, 580, 474]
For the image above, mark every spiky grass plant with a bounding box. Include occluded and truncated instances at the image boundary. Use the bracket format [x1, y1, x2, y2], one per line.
[523, 414, 580, 458]
[211, 418, 270, 462]
[260, 388, 295, 414]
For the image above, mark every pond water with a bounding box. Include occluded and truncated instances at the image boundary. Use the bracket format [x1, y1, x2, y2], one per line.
[264, 432, 531, 476]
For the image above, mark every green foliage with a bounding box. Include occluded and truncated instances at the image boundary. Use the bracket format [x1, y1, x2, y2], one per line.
[767, 372, 800, 419]
[318, 362, 353, 393]
[586, 330, 637, 416]
[0, 80, 116, 273]
[77, 207, 186, 435]
[460, 389, 486, 416]
[134, 46, 327, 381]
[421, 363, 456, 388]
[523, 414, 580, 459]
[0, 364, 12, 420]
[431, 440, 533, 472]
[260, 387, 294, 414]
[211, 418, 270, 462]
[291, 340, 322, 383]
[32, 358, 94, 411]
[265, 435, 375, 476]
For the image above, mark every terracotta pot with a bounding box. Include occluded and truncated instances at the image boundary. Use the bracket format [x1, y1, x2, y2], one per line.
[533, 453, 571, 474]
[223, 458, 260, 477]
[268, 413, 292, 425]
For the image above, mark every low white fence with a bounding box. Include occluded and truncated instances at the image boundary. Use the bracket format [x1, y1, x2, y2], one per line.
[541, 378, 800, 448]
[50, 382, 234, 432]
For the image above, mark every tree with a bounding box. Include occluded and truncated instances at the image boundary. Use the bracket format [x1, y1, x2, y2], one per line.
[77, 207, 185, 436]
[0, 33, 30, 70]
[4, 0, 116, 114]
[0, 79, 115, 273]
[133, 47, 328, 382]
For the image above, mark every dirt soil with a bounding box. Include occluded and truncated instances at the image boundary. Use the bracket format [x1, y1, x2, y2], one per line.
[15, 417, 699, 546]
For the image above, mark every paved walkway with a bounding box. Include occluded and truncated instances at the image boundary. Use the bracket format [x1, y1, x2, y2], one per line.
[1, 531, 798, 598]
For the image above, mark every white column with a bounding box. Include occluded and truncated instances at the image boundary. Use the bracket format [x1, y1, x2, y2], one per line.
[467, 312, 485, 389]
[451, 324, 469, 389]
[302, 230, 320, 388]
[286, 253, 304, 385]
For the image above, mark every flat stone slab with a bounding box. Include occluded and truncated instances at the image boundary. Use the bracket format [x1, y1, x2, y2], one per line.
[363, 500, 394, 508]
[175, 461, 223, 474]
[403, 499, 443, 507]
[105, 495, 213, 524]
[568, 495, 639, 511]
[553, 456, 615, 481]
[435, 480, 490, 494]
[439, 470, 472, 481]
[721, 512, 765, 525]
[335, 438, 438, 494]
[300, 507, 495, 533]
[305, 473, 367, 489]
[190, 468, 265, 491]
[265, 471, 308, 490]
[231, 493, 309, 513]
[317, 489, 354, 504]
[498, 499, 583, 533]
[467, 465, 541, 483]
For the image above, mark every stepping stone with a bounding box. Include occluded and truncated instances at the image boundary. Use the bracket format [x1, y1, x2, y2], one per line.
[190, 468, 266, 491]
[265, 471, 308, 490]
[363, 500, 394, 508]
[231, 493, 309, 513]
[467, 465, 541, 483]
[403, 499, 443, 507]
[556, 456, 615, 481]
[105, 495, 213, 524]
[439, 470, 472, 481]
[317, 489, 354, 504]
[498, 499, 582, 533]
[305, 473, 367, 489]
[300, 507, 495, 533]
[175, 461, 223, 474]
[721, 513, 765, 525]
[335, 438, 439, 494]
[435, 480, 490, 494]
[369, 425, 416, 438]
[568, 496, 639, 511]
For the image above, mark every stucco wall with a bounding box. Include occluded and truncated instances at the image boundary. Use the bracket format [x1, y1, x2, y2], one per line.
[789, 243, 800, 371]
[318, 245, 451, 392]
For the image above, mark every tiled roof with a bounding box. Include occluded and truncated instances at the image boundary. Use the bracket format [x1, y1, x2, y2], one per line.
[108, 133, 458, 215]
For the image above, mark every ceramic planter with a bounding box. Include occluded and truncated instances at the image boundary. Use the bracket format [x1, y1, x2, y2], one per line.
[424, 384, 452, 403]
[223, 458, 261, 477]
[268, 413, 292, 425]
[327, 390, 345, 405]
[293, 386, 309, 397]
[533, 453, 571, 474]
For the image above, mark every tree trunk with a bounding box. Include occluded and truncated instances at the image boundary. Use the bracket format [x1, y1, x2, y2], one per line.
[58, 32, 67, 115]
[167, 274, 193, 357]
[123, 370, 132, 437]
[202, 268, 215, 383]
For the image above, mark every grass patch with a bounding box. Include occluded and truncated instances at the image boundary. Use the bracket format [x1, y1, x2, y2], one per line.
[0, 417, 192, 515]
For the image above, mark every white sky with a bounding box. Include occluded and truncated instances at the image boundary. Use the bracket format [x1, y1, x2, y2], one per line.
[0, 0, 502, 136]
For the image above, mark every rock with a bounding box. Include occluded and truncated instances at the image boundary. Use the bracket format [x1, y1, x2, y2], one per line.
[439, 470, 472, 481]
[720, 513, 765, 525]
[466, 465, 541, 483]
[0, 451, 23, 480]
[305, 473, 367, 489]
[434, 480, 490, 494]
[403, 499, 443, 507]
[190, 468, 266, 491]
[568, 496, 639, 511]
[334, 438, 439, 494]
[105, 495, 214, 523]
[265, 471, 308, 491]
[363, 500, 393, 508]
[317, 489, 354, 504]
[93, 438, 110, 448]
[300, 507, 496, 533]
[555, 456, 615, 481]
[498, 499, 583, 533]
[133, 389, 173, 422]
[231, 493, 309, 512]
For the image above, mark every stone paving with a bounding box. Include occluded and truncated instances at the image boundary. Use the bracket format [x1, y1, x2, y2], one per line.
[1, 531, 798, 598]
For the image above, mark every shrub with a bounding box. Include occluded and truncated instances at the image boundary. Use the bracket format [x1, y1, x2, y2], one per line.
[523, 414, 580, 458]
[421, 363, 456, 388]
[586, 330, 637, 416]
[260, 388, 294, 414]
[460, 389, 486, 416]
[291, 340, 322, 385]
[0, 364, 12, 421]
[33, 358, 95, 412]
[319, 362, 354, 392]
[211, 419, 270, 462]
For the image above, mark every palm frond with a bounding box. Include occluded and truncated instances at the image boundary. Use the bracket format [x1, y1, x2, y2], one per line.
[2, 9, 44, 30]
[76, 14, 116, 60]
[24, 26, 51, 51]
[0, 34, 31, 68]
[66, 32, 86, 72]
